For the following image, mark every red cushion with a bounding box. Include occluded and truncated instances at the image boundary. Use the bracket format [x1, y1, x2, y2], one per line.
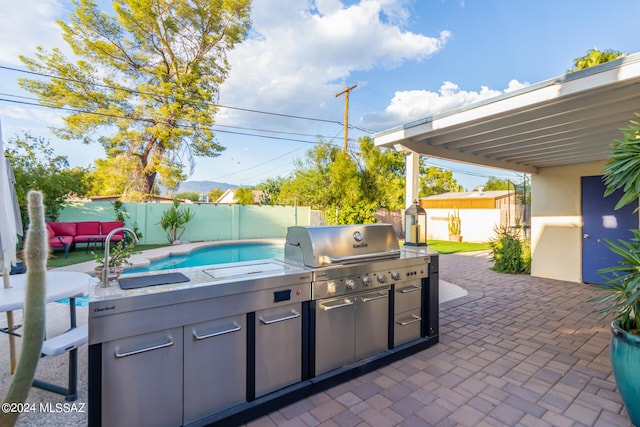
[48, 222, 77, 237]
[76, 221, 100, 235]
[49, 236, 73, 248]
[101, 221, 124, 236]
[46, 222, 55, 237]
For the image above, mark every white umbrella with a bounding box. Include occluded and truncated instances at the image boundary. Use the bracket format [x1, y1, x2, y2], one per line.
[0, 118, 24, 374]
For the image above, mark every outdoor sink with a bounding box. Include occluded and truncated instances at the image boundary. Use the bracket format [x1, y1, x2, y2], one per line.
[118, 272, 190, 290]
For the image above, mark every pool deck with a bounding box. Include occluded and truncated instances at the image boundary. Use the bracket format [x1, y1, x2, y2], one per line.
[0, 250, 633, 426]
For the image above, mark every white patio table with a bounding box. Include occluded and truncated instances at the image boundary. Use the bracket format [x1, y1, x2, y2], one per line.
[0, 270, 90, 401]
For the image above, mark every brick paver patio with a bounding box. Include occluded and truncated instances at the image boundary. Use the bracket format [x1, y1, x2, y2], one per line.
[246, 251, 632, 427]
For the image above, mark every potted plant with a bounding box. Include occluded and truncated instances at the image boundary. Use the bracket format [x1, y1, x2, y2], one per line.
[589, 234, 640, 426]
[448, 208, 462, 242]
[93, 240, 140, 283]
[589, 116, 640, 426]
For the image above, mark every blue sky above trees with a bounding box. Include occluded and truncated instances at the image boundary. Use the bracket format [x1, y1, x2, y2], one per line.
[1, 0, 639, 191]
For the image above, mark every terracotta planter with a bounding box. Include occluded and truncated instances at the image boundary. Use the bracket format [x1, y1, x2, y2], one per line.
[448, 235, 463, 242]
[610, 320, 640, 426]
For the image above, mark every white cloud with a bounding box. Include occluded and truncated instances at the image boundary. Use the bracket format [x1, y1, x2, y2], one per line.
[0, 0, 69, 66]
[218, 0, 449, 129]
[361, 79, 530, 130]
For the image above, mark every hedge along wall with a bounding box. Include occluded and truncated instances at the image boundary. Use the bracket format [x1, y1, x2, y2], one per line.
[57, 202, 312, 245]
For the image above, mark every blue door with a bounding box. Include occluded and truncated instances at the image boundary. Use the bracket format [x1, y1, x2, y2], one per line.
[582, 176, 638, 284]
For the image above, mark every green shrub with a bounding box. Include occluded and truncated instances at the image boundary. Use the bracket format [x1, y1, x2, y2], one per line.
[489, 225, 531, 274]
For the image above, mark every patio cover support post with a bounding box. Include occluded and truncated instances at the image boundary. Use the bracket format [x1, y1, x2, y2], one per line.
[405, 150, 420, 209]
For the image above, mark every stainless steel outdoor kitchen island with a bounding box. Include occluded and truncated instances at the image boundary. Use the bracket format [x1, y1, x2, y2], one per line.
[87, 225, 440, 427]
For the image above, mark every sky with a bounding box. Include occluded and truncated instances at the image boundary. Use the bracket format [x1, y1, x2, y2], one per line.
[1, 0, 640, 192]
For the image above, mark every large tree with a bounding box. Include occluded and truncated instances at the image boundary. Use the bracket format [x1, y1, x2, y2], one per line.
[19, 0, 251, 198]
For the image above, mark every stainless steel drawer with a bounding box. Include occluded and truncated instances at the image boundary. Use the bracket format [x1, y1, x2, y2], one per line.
[395, 282, 422, 313]
[394, 308, 422, 347]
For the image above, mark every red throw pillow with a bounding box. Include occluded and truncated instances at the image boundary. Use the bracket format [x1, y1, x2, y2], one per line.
[46, 222, 55, 237]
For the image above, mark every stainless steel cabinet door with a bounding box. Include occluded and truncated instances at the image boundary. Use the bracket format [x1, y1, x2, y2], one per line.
[355, 290, 389, 360]
[315, 297, 356, 375]
[184, 315, 246, 425]
[395, 282, 422, 313]
[102, 327, 183, 427]
[255, 304, 302, 397]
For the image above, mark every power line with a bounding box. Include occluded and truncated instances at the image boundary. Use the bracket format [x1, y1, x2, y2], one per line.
[0, 64, 361, 128]
[0, 95, 364, 146]
[0, 91, 346, 141]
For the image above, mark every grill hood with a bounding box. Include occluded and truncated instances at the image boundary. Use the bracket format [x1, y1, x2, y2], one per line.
[284, 224, 400, 268]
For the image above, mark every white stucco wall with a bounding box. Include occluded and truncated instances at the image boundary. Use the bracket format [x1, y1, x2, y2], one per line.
[426, 208, 500, 242]
[530, 161, 606, 282]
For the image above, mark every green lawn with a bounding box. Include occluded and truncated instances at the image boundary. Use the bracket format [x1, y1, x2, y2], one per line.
[426, 240, 490, 254]
[47, 244, 168, 269]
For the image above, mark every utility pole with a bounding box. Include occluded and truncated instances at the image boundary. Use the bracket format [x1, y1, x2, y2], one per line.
[336, 83, 357, 153]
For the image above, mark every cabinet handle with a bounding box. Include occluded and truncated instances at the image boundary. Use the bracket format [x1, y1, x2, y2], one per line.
[193, 322, 241, 340]
[318, 299, 354, 311]
[115, 338, 174, 358]
[399, 285, 422, 294]
[361, 293, 389, 303]
[397, 315, 422, 326]
[259, 309, 300, 325]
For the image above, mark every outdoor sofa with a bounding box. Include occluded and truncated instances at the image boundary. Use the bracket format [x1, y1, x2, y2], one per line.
[46, 220, 124, 257]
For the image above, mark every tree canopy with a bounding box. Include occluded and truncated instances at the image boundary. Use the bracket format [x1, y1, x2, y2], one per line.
[261, 137, 406, 224]
[418, 165, 463, 196]
[19, 0, 251, 199]
[5, 133, 92, 222]
[482, 176, 510, 191]
[233, 187, 254, 205]
[569, 48, 624, 72]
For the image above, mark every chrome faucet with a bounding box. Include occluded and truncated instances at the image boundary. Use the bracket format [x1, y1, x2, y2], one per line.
[101, 227, 138, 287]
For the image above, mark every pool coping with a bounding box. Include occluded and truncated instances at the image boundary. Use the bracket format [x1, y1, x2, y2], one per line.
[55, 238, 286, 274]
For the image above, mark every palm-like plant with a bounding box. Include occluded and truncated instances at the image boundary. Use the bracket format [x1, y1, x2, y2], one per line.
[160, 197, 195, 244]
[590, 230, 640, 334]
[591, 116, 640, 335]
[602, 116, 640, 210]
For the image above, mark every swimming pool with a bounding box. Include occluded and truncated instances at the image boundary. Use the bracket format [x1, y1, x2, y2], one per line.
[124, 242, 284, 274]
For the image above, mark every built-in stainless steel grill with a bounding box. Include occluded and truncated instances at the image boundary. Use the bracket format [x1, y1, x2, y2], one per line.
[284, 224, 431, 375]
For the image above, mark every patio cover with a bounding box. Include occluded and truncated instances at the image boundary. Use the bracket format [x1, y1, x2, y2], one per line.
[374, 52, 640, 175]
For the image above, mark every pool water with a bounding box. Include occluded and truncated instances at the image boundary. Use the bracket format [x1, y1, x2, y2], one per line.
[124, 242, 284, 274]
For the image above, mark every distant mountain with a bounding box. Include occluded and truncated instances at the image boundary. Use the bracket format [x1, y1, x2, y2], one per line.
[175, 181, 238, 194]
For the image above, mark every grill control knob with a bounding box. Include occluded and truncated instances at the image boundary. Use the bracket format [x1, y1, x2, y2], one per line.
[377, 274, 387, 283]
[391, 272, 401, 281]
[362, 276, 372, 287]
[345, 279, 356, 290]
[327, 282, 337, 294]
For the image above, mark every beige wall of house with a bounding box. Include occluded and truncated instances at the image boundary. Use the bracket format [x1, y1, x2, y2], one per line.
[530, 161, 607, 282]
